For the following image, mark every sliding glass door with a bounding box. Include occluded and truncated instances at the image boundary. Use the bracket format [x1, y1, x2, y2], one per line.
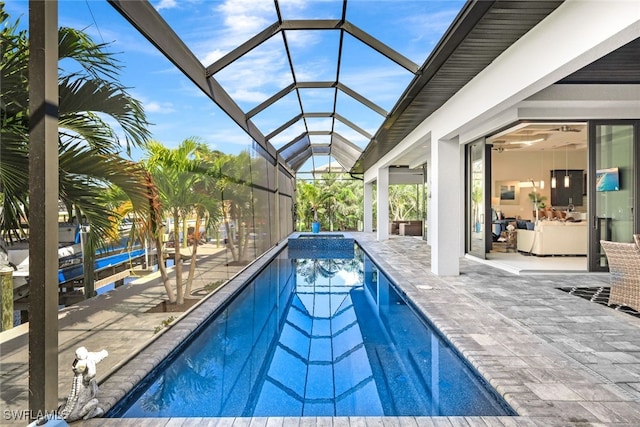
[589, 121, 639, 271]
[466, 138, 491, 258]
[422, 163, 428, 240]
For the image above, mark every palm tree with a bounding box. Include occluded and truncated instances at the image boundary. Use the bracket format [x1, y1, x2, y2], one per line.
[389, 184, 420, 221]
[103, 176, 175, 303]
[144, 138, 210, 305]
[296, 180, 326, 231]
[212, 151, 254, 264]
[186, 145, 225, 295]
[331, 176, 363, 230]
[1, 6, 153, 296]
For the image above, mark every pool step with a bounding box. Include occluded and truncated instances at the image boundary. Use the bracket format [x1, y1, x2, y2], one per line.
[373, 345, 431, 415]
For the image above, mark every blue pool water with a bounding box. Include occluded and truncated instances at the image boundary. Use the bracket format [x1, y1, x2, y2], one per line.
[110, 245, 513, 417]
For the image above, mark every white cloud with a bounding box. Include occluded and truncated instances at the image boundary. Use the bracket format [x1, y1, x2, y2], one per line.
[230, 88, 271, 104]
[144, 101, 177, 114]
[213, 39, 293, 104]
[202, 49, 226, 66]
[215, 0, 274, 44]
[404, 8, 461, 44]
[204, 128, 254, 148]
[269, 121, 306, 147]
[155, 0, 178, 12]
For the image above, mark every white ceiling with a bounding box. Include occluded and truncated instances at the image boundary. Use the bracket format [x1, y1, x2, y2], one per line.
[487, 122, 587, 153]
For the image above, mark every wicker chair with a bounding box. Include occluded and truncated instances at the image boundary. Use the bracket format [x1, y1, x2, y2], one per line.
[600, 236, 640, 311]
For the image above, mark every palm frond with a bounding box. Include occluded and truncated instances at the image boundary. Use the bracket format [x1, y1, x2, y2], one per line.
[58, 76, 151, 154]
[58, 141, 153, 247]
[0, 126, 29, 240]
[58, 26, 122, 80]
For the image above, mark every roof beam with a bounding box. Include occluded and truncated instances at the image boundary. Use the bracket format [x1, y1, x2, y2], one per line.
[342, 21, 420, 74]
[246, 83, 296, 119]
[109, 0, 275, 158]
[332, 132, 363, 154]
[336, 83, 387, 117]
[278, 132, 310, 157]
[330, 133, 362, 170]
[277, 112, 372, 140]
[278, 18, 417, 78]
[281, 19, 342, 30]
[304, 112, 332, 118]
[334, 113, 372, 139]
[296, 81, 336, 89]
[311, 144, 331, 155]
[250, 81, 386, 126]
[255, 81, 385, 144]
[289, 146, 313, 171]
[298, 81, 388, 117]
[205, 22, 282, 76]
[266, 114, 303, 141]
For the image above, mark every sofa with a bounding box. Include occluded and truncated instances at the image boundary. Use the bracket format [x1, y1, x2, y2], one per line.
[517, 220, 587, 256]
[389, 220, 423, 236]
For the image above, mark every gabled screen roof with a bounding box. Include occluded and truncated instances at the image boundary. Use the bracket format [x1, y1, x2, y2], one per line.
[109, 0, 564, 175]
[110, 0, 465, 174]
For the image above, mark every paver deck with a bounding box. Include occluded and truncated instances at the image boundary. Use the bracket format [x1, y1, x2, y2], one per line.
[3, 234, 640, 426]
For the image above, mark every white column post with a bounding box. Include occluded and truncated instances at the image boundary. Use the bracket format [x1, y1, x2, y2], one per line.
[363, 181, 373, 232]
[431, 138, 461, 275]
[426, 163, 432, 245]
[377, 167, 389, 241]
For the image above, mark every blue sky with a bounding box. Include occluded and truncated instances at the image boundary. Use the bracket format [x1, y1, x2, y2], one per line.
[7, 0, 464, 168]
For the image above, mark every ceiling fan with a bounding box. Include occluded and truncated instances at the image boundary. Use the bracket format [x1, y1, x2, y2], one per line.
[490, 141, 525, 152]
[548, 125, 582, 133]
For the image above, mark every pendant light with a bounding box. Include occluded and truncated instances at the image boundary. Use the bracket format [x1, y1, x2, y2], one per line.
[564, 144, 570, 188]
[540, 150, 545, 189]
[551, 149, 556, 188]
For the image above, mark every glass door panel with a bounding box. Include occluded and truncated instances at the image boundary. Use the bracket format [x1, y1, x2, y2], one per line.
[590, 123, 636, 271]
[423, 163, 428, 241]
[467, 139, 490, 258]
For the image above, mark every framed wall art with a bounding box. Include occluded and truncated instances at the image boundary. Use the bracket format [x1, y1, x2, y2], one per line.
[496, 180, 519, 205]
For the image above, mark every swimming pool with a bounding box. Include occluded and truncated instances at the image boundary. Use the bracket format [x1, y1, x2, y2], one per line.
[109, 245, 513, 417]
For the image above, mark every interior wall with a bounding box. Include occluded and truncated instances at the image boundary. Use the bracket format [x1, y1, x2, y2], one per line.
[491, 148, 587, 219]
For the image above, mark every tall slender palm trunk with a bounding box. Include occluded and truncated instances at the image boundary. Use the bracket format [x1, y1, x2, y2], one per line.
[185, 214, 202, 296]
[173, 211, 184, 305]
[154, 234, 175, 303]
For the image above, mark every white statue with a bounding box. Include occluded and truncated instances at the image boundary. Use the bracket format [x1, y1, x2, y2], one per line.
[58, 346, 108, 422]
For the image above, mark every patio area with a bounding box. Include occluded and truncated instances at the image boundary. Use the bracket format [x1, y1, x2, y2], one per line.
[3, 234, 640, 426]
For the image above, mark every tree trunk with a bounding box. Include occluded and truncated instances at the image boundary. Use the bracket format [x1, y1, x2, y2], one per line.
[76, 206, 95, 300]
[236, 218, 244, 262]
[185, 214, 201, 296]
[224, 220, 237, 262]
[182, 216, 189, 249]
[173, 211, 184, 305]
[154, 233, 175, 303]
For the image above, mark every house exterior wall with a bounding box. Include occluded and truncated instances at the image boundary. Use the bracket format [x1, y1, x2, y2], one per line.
[362, 1, 640, 275]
